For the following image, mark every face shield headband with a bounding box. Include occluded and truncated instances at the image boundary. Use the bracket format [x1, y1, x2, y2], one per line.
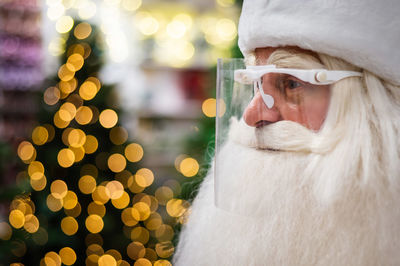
[234, 65, 363, 109]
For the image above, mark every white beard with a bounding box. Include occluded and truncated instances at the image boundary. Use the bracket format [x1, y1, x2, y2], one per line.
[174, 118, 400, 266]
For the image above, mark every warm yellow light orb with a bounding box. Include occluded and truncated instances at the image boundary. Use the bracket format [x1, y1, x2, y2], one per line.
[50, 180, 68, 199]
[78, 175, 97, 194]
[59, 247, 77, 265]
[99, 109, 118, 128]
[125, 143, 144, 162]
[9, 210, 25, 229]
[107, 153, 126, 173]
[74, 22, 92, 40]
[57, 148, 75, 168]
[61, 216, 78, 235]
[32, 126, 49, 145]
[179, 157, 199, 177]
[85, 215, 104, 234]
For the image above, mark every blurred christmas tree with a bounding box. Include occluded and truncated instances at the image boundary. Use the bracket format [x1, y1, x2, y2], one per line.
[1, 20, 177, 265]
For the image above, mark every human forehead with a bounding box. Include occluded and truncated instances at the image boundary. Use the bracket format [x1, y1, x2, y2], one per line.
[254, 46, 320, 65]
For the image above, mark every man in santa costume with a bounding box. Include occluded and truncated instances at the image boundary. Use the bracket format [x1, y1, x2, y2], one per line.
[174, 0, 400, 265]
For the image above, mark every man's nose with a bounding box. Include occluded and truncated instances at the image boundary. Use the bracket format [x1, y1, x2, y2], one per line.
[243, 91, 281, 127]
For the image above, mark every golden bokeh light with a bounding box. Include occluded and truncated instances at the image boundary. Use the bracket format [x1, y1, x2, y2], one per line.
[144, 212, 162, 231]
[68, 44, 84, 57]
[127, 241, 145, 260]
[109, 126, 128, 145]
[121, 208, 139, 227]
[179, 157, 199, 177]
[50, 180, 68, 199]
[59, 102, 77, 122]
[59, 78, 78, 95]
[135, 194, 158, 213]
[57, 148, 75, 168]
[155, 241, 174, 259]
[86, 254, 100, 265]
[58, 64, 75, 81]
[79, 175, 97, 194]
[75, 106, 93, 125]
[79, 81, 98, 101]
[108, 153, 126, 173]
[56, 16, 74, 34]
[67, 93, 83, 109]
[32, 126, 49, 145]
[61, 216, 78, 235]
[111, 191, 130, 209]
[44, 86, 61, 105]
[154, 260, 172, 266]
[46, 194, 64, 212]
[17, 141, 36, 162]
[87, 202, 106, 217]
[86, 235, 104, 248]
[28, 161, 44, 180]
[99, 109, 118, 128]
[63, 190, 78, 210]
[64, 202, 82, 218]
[30, 175, 47, 191]
[74, 22, 92, 40]
[130, 226, 149, 244]
[85, 215, 104, 234]
[98, 254, 116, 266]
[125, 143, 144, 163]
[92, 185, 110, 205]
[144, 248, 157, 262]
[134, 258, 152, 266]
[132, 202, 151, 221]
[54, 111, 70, 128]
[66, 53, 84, 72]
[59, 247, 77, 265]
[44, 251, 62, 266]
[155, 186, 174, 205]
[68, 129, 86, 147]
[105, 249, 122, 262]
[127, 174, 145, 194]
[166, 198, 189, 218]
[23, 214, 39, 233]
[9, 210, 25, 229]
[135, 168, 154, 188]
[87, 243, 104, 256]
[86, 77, 101, 90]
[70, 146, 85, 162]
[155, 224, 174, 242]
[105, 180, 124, 199]
[202, 98, 216, 117]
[82, 135, 98, 154]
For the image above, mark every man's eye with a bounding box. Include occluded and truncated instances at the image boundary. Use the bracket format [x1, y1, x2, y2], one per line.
[286, 79, 302, 90]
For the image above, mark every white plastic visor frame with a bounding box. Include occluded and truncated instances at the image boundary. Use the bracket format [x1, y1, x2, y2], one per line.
[234, 64, 363, 85]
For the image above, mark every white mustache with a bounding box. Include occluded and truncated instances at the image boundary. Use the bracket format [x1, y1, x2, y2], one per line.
[228, 118, 338, 154]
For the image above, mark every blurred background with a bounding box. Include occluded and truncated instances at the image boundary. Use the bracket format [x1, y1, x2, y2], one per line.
[0, 0, 241, 265]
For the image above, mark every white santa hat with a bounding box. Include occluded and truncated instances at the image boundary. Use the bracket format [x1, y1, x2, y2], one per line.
[238, 0, 400, 85]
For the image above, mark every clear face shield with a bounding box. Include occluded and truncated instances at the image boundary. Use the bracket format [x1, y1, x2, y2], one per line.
[215, 58, 362, 215]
